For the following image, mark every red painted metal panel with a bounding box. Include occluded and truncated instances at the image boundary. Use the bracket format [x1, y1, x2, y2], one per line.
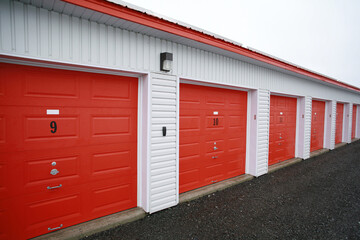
[310, 100, 325, 152]
[335, 103, 344, 144]
[0, 63, 138, 239]
[179, 84, 247, 193]
[352, 105, 357, 139]
[268, 95, 297, 165]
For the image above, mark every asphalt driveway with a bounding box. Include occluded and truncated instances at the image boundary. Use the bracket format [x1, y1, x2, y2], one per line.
[83, 141, 360, 240]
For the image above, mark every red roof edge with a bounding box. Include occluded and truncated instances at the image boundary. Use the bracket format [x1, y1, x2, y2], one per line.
[63, 0, 360, 93]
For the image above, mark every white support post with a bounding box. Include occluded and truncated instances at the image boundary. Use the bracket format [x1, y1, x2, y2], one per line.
[324, 100, 336, 150]
[345, 103, 352, 143]
[254, 89, 270, 176]
[302, 96, 312, 159]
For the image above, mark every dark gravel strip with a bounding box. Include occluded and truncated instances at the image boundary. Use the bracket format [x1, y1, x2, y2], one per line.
[83, 141, 360, 240]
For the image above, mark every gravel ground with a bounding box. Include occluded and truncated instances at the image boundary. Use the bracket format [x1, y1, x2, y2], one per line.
[83, 141, 360, 240]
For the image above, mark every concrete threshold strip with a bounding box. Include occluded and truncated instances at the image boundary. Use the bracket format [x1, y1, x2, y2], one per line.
[32, 142, 353, 240]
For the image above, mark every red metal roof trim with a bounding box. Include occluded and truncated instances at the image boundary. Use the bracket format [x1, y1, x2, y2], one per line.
[63, 0, 360, 93]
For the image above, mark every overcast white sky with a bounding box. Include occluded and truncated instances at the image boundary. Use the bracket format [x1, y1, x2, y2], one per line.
[124, 0, 360, 88]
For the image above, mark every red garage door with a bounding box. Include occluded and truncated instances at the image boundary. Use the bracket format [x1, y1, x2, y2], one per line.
[180, 84, 247, 193]
[352, 105, 357, 139]
[335, 103, 344, 144]
[269, 95, 297, 165]
[0, 63, 138, 239]
[310, 100, 325, 152]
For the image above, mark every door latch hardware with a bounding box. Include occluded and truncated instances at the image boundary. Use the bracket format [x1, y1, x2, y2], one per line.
[212, 156, 218, 159]
[47, 184, 62, 190]
[214, 146, 218, 150]
[48, 224, 63, 231]
[51, 162, 56, 166]
[50, 169, 59, 176]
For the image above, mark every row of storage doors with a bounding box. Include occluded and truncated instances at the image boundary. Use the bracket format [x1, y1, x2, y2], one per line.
[0, 63, 358, 239]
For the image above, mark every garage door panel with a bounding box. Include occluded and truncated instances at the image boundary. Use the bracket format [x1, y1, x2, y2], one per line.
[180, 115, 201, 132]
[0, 160, 12, 200]
[204, 163, 224, 180]
[26, 116, 79, 140]
[22, 189, 84, 240]
[23, 155, 81, 194]
[310, 100, 325, 152]
[91, 116, 130, 136]
[228, 115, 245, 127]
[89, 149, 136, 182]
[205, 114, 224, 128]
[268, 95, 297, 165]
[0, 199, 15, 240]
[24, 69, 79, 99]
[179, 155, 200, 172]
[180, 83, 247, 193]
[203, 151, 224, 165]
[179, 169, 200, 193]
[89, 182, 136, 217]
[226, 160, 244, 176]
[205, 140, 224, 153]
[0, 152, 25, 199]
[0, 63, 138, 108]
[90, 75, 132, 100]
[90, 111, 137, 144]
[1, 63, 138, 239]
[179, 140, 200, 156]
[0, 106, 82, 152]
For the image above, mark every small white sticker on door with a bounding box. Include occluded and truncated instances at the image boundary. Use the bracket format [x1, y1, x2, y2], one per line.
[47, 109, 59, 115]
[213, 111, 218, 115]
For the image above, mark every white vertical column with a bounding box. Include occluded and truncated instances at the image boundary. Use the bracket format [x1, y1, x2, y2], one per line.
[248, 89, 270, 176]
[139, 75, 151, 212]
[346, 103, 352, 143]
[302, 96, 312, 159]
[330, 101, 337, 149]
[324, 100, 336, 149]
[247, 89, 258, 176]
[148, 72, 178, 213]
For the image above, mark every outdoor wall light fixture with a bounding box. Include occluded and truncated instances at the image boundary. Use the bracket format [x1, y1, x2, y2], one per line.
[160, 52, 173, 72]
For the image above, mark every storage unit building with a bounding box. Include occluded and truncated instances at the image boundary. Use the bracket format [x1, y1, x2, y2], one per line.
[0, 0, 360, 239]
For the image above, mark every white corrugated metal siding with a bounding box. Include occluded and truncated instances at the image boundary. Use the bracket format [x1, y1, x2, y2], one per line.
[256, 89, 270, 175]
[348, 103, 353, 143]
[149, 73, 178, 213]
[330, 101, 337, 149]
[303, 96, 312, 159]
[1, 0, 360, 104]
